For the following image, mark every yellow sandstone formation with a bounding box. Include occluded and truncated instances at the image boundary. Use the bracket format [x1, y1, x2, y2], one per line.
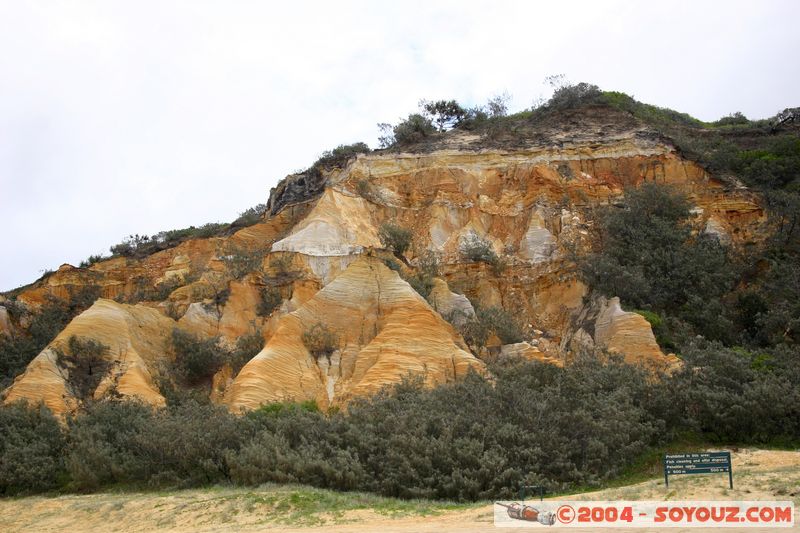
[3, 299, 175, 415]
[224, 256, 484, 411]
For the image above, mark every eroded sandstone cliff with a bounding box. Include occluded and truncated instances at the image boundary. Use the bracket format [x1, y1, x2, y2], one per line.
[1, 104, 766, 415]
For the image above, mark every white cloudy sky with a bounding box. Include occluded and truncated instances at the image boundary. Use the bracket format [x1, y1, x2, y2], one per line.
[1, 0, 798, 291]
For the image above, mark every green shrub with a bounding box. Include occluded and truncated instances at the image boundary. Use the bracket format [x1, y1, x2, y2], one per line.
[460, 234, 496, 263]
[65, 399, 154, 489]
[378, 113, 436, 147]
[221, 246, 265, 279]
[313, 143, 370, 169]
[633, 310, 677, 352]
[402, 251, 439, 299]
[257, 286, 283, 317]
[0, 402, 65, 495]
[456, 305, 523, 348]
[229, 330, 264, 374]
[66, 399, 247, 489]
[202, 282, 230, 318]
[378, 223, 412, 257]
[79, 254, 107, 268]
[542, 76, 602, 111]
[597, 89, 704, 129]
[110, 233, 150, 257]
[579, 183, 735, 342]
[712, 112, 749, 127]
[671, 342, 800, 443]
[355, 178, 371, 198]
[0, 334, 40, 389]
[302, 323, 338, 361]
[109, 224, 229, 259]
[420, 99, 468, 131]
[381, 257, 402, 272]
[232, 203, 267, 227]
[250, 399, 321, 417]
[171, 329, 226, 384]
[459, 234, 506, 274]
[154, 275, 186, 300]
[57, 336, 110, 399]
[8, 347, 800, 498]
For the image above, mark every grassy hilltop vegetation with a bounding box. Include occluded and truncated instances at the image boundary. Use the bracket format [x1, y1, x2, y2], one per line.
[2, 81, 799, 501]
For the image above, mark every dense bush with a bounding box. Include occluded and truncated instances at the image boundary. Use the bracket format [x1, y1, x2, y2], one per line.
[57, 336, 110, 399]
[313, 143, 370, 170]
[171, 329, 227, 384]
[712, 112, 750, 127]
[229, 330, 264, 374]
[378, 113, 436, 147]
[0, 334, 39, 389]
[2, 347, 799, 498]
[455, 305, 523, 348]
[269, 254, 297, 279]
[66, 399, 248, 490]
[257, 286, 283, 317]
[0, 402, 65, 495]
[542, 76, 602, 111]
[78, 254, 107, 268]
[579, 183, 736, 342]
[420, 99, 468, 131]
[460, 234, 496, 263]
[670, 342, 800, 444]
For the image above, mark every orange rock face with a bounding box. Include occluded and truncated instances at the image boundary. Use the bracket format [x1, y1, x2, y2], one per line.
[3, 107, 767, 411]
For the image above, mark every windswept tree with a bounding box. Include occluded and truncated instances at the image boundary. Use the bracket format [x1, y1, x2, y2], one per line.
[420, 99, 468, 131]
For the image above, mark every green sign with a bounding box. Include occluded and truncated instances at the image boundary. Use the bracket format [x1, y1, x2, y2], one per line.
[664, 452, 732, 488]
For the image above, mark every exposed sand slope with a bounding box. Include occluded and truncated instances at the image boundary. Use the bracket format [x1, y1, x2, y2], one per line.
[224, 255, 484, 411]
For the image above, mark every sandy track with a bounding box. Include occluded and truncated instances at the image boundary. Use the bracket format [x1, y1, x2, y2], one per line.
[1, 449, 798, 532]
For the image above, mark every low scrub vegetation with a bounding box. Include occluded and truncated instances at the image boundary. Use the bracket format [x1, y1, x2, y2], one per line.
[232, 203, 267, 227]
[57, 336, 110, 399]
[2, 347, 798, 497]
[302, 323, 339, 362]
[402, 250, 440, 299]
[171, 329, 228, 384]
[229, 330, 264, 374]
[221, 245, 265, 279]
[169, 327, 262, 384]
[454, 305, 524, 348]
[378, 222, 412, 258]
[110, 224, 228, 258]
[313, 142, 370, 170]
[257, 286, 283, 317]
[459, 234, 506, 274]
[0, 402, 65, 495]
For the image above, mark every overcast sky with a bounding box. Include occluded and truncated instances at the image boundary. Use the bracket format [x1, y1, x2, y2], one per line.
[1, 1, 798, 291]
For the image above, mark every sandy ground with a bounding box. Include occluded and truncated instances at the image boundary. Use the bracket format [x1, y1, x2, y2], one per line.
[1, 449, 798, 532]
